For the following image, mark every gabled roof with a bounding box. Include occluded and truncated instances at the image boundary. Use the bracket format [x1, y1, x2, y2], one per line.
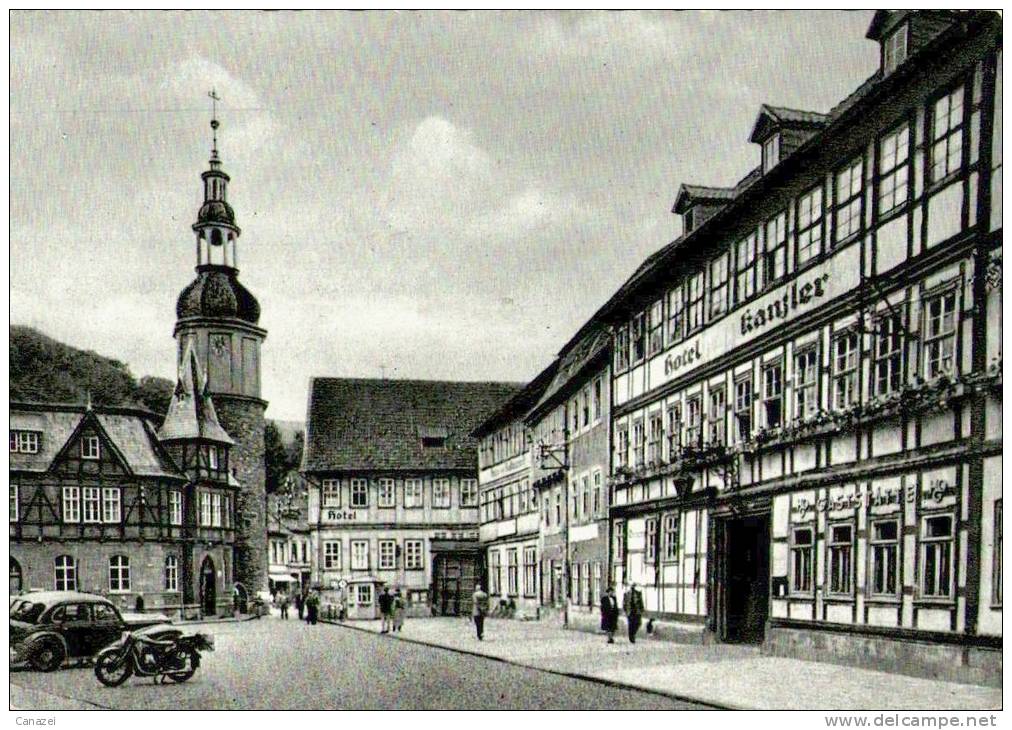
[471, 360, 560, 438]
[9, 402, 184, 479]
[749, 104, 829, 144]
[302, 378, 522, 473]
[672, 184, 736, 214]
[157, 342, 233, 445]
[528, 327, 610, 422]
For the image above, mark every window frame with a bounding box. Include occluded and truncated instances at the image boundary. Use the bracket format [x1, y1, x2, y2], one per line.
[686, 271, 705, 334]
[404, 478, 423, 509]
[929, 83, 967, 187]
[833, 156, 864, 245]
[793, 346, 819, 421]
[62, 486, 80, 524]
[832, 330, 860, 410]
[506, 548, 519, 596]
[10, 430, 40, 454]
[432, 478, 451, 508]
[790, 525, 815, 595]
[667, 284, 685, 344]
[707, 385, 726, 447]
[614, 325, 630, 372]
[735, 231, 760, 304]
[923, 287, 959, 381]
[322, 478, 341, 508]
[101, 487, 121, 524]
[164, 555, 179, 592]
[10, 484, 18, 523]
[378, 539, 397, 570]
[662, 513, 679, 562]
[764, 211, 788, 289]
[734, 374, 753, 442]
[796, 184, 825, 268]
[883, 22, 908, 75]
[405, 539, 424, 570]
[631, 310, 647, 364]
[826, 522, 855, 598]
[876, 122, 912, 220]
[350, 478, 369, 508]
[81, 435, 101, 460]
[685, 396, 702, 448]
[54, 555, 77, 591]
[460, 478, 478, 507]
[868, 518, 901, 600]
[874, 309, 906, 396]
[350, 539, 370, 571]
[762, 360, 784, 429]
[108, 555, 131, 593]
[82, 487, 101, 524]
[919, 512, 956, 602]
[647, 298, 664, 356]
[645, 517, 658, 564]
[762, 133, 780, 173]
[709, 251, 730, 319]
[169, 490, 182, 526]
[377, 478, 395, 509]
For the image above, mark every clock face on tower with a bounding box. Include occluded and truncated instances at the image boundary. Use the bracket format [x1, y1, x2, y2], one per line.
[209, 333, 232, 392]
[211, 335, 229, 358]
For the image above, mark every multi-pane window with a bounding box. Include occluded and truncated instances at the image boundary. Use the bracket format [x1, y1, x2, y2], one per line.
[378, 478, 395, 508]
[632, 420, 645, 467]
[878, 124, 910, 216]
[581, 475, 590, 519]
[791, 527, 814, 593]
[582, 387, 591, 427]
[54, 555, 76, 591]
[101, 487, 121, 523]
[827, 523, 854, 595]
[764, 212, 788, 287]
[433, 478, 451, 508]
[647, 413, 663, 465]
[592, 471, 603, 516]
[834, 157, 863, 243]
[356, 584, 373, 605]
[833, 332, 860, 409]
[883, 23, 908, 75]
[763, 134, 780, 173]
[647, 299, 664, 355]
[631, 311, 647, 363]
[164, 555, 178, 592]
[614, 521, 626, 563]
[874, 312, 905, 395]
[109, 555, 130, 592]
[351, 479, 369, 508]
[668, 284, 685, 343]
[735, 232, 759, 303]
[324, 541, 342, 569]
[924, 290, 957, 379]
[10, 431, 39, 454]
[993, 500, 1002, 606]
[554, 488, 562, 525]
[734, 376, 753, 441]
[931, 86, 965, 183]
[645, 518, 658, 563]
[794, 348, 819, 420]
[379, 540, 397, 570]
[763, 361, 784, 428]
[710, 252, 730, 318]
[405, 540, 423, 570]
[322, 479, 340, 507]
[593, 378, 603, 422]
[592, 562, 603, 606]
[707, 386, 726, 446]
[405, 478, 423, 508]
[686, 272, 705, 332]
[169, 490, 182, 525]
[460, 479, 478, 507]
[199, 492, 212, 526]
[870, 519, 900, 597]
[666, 403, 682, 456]
[663, 513, 679, 561]
[685, 397, 702, 447]
[489, 551, 502, 595]
[921, 514, 954, 599]
[351, 540, 369, 571]
[81, 435, 100, 460]
[523, 546, 537, 597]
[10, 485, 17, 522]
[614, 326, 630, 372]
[62, 487, 80, 523]
[506, 549, 519, 596]
[542, 494, 551, 526]
[83, 487, 101, 523]
[212, 493, 223, 527]
[796, 186, 824, 266]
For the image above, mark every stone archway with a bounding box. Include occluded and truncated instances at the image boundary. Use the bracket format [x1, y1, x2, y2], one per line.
[200, 556, 216, 616]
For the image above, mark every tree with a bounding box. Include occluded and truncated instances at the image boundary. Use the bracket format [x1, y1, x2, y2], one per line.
[264, 421, 289, 494]
[285, 431, 305, 471]
[135, 376, 175, 416]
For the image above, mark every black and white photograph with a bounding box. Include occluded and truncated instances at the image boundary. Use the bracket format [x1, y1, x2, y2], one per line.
[7, 8, 1003, 717]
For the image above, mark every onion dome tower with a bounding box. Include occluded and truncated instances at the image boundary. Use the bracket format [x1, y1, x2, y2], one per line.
[173, 92, 268, 596]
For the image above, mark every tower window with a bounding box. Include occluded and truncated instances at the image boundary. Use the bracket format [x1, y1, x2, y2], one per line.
[762, 134, 781, 173]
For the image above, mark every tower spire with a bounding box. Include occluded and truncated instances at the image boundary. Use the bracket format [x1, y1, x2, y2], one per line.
[208, 88, 221, 169]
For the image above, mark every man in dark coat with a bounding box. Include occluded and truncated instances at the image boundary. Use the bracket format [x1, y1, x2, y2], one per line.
[623, 583, 645, 643]
[600, 585, 620, 644]
[295, 591, 304, 620]
[378, 586, 394, 633]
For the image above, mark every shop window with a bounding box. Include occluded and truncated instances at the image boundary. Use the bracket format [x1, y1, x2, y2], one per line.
[796, 185, 824, 267]
[930, 86, 965, 184]
[632, 420, 645, 467]
[874, 312, 905, 395]
[790, 527, 814, 594]
[708, 385, 726, 446]
[877, 124, 910, 217]
[666, 403, 682, 457]
[764, 212, 788, 287]
[827, 523, 854, 596]
[685, 397, 702, 447]
[378, 540, 396, 570]
[647, 413, 663, 465]
[794, 348, 819, 420]
[734, 376, 753, 441]
[920, 514, 955, 599]
[924, 290, 958, 380]
[710, 251, 730, 318]
[645, 518, 658, 563]
[762, 361, 784, 429]
[647, 299, 664, 356]
[834, 157, 864, 244]
[735, 231, 759, 304]
[350, 479, 369, 508]
[631, 311, 647, 363]
[869, 519, 900, 597]
[833, 331, 860, 409]
[686, 271, 705, 333]
[614, 326, 630, 372]
[668, 284, 685, 344]
[993, 500, 1002, 606]
[663, 513, 679, 561]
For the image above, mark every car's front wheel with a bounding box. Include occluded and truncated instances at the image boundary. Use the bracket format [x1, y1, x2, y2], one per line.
[27, 638, 65, 672]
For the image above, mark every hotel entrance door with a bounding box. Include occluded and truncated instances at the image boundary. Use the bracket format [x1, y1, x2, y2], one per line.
[714, 512, 770, 644]
[433, 553, 477, 616]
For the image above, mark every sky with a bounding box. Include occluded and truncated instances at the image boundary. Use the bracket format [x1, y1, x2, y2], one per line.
[10, 10, 880, 422]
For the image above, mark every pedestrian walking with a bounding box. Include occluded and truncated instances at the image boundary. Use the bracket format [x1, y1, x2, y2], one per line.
[600, 585, 620, 644]
[306, 590, 320, 625]
[295, 591, 304, 621]
[623, 583, 645, 643]
[392, 589, 406, 632]
[378, 586, 394, 633]
[471, 584, 490, 641]
[279, 592, 290, 620]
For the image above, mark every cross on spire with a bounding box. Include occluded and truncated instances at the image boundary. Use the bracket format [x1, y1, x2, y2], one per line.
[208, 89, 221, 158]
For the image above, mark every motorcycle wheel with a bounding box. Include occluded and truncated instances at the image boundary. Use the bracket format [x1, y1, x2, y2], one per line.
[165, 647, 198, 683]
[28, 639, 65, 672]
[94, 648, 133, 687]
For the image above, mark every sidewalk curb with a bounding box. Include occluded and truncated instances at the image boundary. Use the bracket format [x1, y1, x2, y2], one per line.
[320, 618, 738, 710]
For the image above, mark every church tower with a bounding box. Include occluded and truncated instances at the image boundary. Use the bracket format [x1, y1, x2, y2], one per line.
[174, 95, 268, 595]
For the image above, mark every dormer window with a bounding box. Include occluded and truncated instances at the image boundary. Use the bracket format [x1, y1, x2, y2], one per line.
[421, 436, 446, 449]
[10, 430, 40, 454]
[683, 208, 695, 234]
[883, 23, 908, 75]
[762, 134, 781, 173]
[81, 435, 100, 460]
[419, 426, 449, 449]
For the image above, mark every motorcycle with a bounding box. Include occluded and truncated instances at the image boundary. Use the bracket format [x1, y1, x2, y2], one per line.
[94, 624, 214, 687]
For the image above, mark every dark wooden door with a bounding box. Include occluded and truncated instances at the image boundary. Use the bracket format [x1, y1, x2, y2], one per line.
[433, 554, 477, 616]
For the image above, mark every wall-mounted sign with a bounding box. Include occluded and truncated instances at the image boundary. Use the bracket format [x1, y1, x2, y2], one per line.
[922, 479, 956, 503]
[739, 272, 830, 337]
[324, 509, 359, 522]
[791, 483, 914, 519]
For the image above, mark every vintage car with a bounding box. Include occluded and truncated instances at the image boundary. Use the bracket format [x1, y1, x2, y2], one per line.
[10, 591, 171, 671]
